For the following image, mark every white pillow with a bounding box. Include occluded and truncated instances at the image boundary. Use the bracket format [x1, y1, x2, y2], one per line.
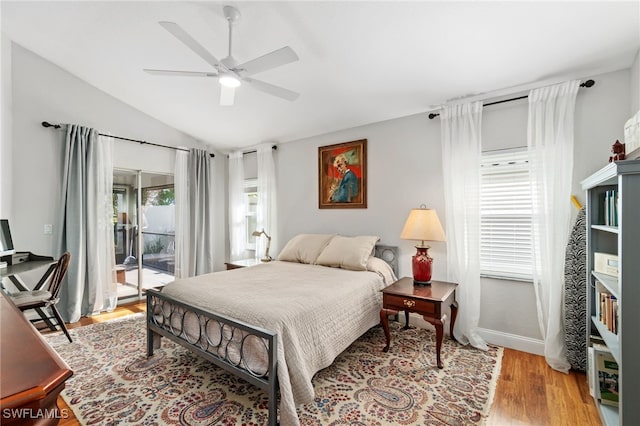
[315, 235, 380, 271]
[277, 234, 336, 264]
[366, 256, 398, 286]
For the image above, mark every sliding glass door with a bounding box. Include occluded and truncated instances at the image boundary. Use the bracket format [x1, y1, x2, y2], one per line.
[140, 183, 175, 282]
[113, 169, 175, 302]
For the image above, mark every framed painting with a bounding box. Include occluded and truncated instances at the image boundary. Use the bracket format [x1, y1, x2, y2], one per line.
[318, 139, 367, 209]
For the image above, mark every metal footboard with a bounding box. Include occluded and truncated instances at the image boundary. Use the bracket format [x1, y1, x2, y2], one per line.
[146, 289, 278, 425]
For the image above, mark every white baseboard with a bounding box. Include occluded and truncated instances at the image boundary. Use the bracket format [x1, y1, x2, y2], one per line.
[477, 328, 544, 355]
[404, 314, 544, 356]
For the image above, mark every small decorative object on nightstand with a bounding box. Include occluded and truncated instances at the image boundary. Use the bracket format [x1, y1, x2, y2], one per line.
[400, 205, 446, 285]
[251, 229, 272, 262]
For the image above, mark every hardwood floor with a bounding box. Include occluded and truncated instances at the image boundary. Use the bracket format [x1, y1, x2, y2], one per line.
[486, 348, 600, 425]
[55, 301, 600, 426]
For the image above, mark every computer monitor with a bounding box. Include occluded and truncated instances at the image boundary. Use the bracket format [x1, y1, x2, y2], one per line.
[0, 219, 16, 257]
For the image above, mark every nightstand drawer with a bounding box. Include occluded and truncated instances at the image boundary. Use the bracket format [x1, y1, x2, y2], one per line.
[383, 294, 435, 314]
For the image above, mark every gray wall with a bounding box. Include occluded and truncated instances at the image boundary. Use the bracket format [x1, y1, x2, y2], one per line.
[631, 48, 639, 113]
[2, 41, 227, 271]
[1, 33, 12, 219]
[276, 68, 632, 351]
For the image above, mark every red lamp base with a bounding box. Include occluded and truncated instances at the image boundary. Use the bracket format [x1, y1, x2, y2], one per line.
[412, 245, 433, 286]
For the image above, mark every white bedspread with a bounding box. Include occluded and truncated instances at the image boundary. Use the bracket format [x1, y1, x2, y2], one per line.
[160, 259, 395, 426]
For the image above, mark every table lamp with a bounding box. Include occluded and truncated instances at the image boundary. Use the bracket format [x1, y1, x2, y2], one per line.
[400, 206, 446, 285]
[251, 229, 272, 262]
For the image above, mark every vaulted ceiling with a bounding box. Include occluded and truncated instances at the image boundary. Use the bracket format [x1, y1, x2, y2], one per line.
[2, 1, 639, 151]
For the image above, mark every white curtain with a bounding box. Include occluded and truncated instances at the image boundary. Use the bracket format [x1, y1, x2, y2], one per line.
[228, 151, 246, 261]
[528, 80, 580, 373]
[441, 101, 487, 350]
[92, 136, 117, 315]
[57, 127, 116, 322]
[256, 144, 278, 257]
[174, 150, 189, 278]
[174, 148, 215, 278]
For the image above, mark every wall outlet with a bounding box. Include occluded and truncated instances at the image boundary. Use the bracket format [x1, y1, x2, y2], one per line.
[44, 224, 53, 235]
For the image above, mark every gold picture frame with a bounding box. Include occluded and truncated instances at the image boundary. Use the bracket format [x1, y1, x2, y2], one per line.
[318, 139, 367, 209]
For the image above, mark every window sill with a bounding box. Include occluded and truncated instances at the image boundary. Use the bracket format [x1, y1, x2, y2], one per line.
[480, 273, 533, 283]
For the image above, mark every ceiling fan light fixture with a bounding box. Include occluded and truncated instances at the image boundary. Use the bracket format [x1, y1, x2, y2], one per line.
[219, 73, 241, 88]
[146, 5, 299, 104]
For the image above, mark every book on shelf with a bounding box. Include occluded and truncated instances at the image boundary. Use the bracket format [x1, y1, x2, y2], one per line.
[597, 291, 619, 334]
[600, 189, 619, 227]
[588, 339, 609, 399]
[595, 347, 619, 407]
[587, 346, 595, 397]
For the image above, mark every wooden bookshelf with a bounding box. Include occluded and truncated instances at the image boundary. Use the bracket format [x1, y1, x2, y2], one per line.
[582, 159, 640, 426]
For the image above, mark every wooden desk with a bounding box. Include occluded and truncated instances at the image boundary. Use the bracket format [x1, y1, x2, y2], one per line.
[0, 252, 57, 292]
[380, 277, 458, 369]
[0, 292, 73, 425]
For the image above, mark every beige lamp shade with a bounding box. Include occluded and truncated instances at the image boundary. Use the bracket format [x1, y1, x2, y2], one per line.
[400, 207, 446, 246]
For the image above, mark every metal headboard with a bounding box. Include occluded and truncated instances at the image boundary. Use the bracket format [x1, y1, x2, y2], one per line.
[374, 244, 399, 277]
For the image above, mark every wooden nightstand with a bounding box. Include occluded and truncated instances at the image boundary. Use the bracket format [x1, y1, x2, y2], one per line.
[224, 258, 261, 270]
[380, 277, 458, 369]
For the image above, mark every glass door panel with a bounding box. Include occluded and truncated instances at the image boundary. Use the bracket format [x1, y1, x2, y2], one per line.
[113, 169, 139, 300]
[113, 187, 128, 265]
[140, 182, 175, 290]
[113, 170, 175, 301]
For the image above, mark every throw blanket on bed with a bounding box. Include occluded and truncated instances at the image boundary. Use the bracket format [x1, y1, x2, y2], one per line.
[160, 258, 396, 426]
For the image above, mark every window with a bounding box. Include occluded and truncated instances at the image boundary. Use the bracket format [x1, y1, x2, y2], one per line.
[142, 186, 175, 207]
[480, 150, 533, 281]
[244, 179, 258, 250]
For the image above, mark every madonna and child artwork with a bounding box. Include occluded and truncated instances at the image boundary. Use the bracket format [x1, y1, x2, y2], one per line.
[318, 139, 367, 209]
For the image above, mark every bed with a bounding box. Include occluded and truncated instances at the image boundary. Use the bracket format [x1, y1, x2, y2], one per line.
[146, 234, 398, 426]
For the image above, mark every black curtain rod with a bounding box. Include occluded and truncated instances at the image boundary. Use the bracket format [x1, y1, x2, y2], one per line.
[428, 79, 595, 119]
[225, 145, 278, 158]
[41, 121, 215, 158]
[243, 146, 278, 155]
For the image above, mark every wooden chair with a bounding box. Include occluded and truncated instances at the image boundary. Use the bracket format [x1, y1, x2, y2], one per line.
[9, 252, 73, 342]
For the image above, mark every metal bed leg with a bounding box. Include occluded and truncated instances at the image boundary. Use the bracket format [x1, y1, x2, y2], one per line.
[146, 295, 161, 356]
[267, 376, 278, 426]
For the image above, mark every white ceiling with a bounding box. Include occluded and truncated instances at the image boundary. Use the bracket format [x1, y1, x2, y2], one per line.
[2, 1, 639, 152]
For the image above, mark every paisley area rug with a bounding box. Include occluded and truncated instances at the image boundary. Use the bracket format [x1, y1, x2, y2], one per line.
[46, 315, 502, 425]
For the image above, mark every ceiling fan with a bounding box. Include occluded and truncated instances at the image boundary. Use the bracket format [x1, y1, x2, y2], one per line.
[144, 5, 299, 106]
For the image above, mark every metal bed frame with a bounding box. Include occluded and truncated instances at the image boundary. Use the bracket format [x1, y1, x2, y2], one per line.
[145, 244, 398, 425]
[147, 290, 278, 425]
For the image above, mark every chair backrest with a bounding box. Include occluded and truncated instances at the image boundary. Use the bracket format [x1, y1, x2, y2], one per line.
[47, 252, 71, 301]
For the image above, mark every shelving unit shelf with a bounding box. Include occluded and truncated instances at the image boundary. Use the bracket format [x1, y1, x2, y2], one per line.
[582, 159, 640, 426]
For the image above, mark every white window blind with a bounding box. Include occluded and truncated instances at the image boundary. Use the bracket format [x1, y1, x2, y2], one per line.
[480, 149, 533, 281]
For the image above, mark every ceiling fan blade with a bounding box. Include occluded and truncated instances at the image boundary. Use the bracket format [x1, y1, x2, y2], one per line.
[244, 77, 299, 101]
[220, 85, 236, 106]
[237, 46, 298, 76]
[159, 21, 221, 70]
[144, 69, 218, 77]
